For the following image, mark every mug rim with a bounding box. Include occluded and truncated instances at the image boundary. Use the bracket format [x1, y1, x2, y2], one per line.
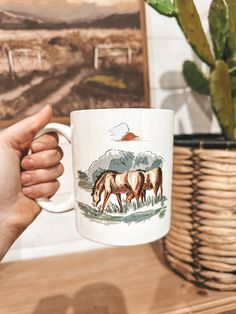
[70, 108, 173, 116]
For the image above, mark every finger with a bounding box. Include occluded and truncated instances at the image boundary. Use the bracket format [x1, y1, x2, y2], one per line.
[31, 132, 59, 153]
[21, 147, 63, 170]
[20, 132, 59, 157]
[22, 180, 60, 199]
[21, 163, 64, 187]
[2, 105, 52, 149]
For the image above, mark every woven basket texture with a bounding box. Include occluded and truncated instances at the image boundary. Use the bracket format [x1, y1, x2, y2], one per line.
[164, 135, 236, 291]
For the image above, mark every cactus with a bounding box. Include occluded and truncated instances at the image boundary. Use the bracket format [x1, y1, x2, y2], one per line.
[226, 0, 236, 60]
[175, 0, 215, 67]
[146, 0, 176, 17]
[209, 0, 229, 60]
[183, 60, 210, 95]
[210, 61, 234, 139]
[146, 0, 236, 139]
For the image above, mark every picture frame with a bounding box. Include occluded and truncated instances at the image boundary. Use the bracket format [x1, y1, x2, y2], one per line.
[0, 0, 149, 127]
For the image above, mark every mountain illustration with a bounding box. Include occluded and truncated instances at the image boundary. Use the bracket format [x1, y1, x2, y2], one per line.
[0, 9, 140, 30]
[78, 150, 164, 192]
[82, 12, 140, 29]
[0, 9, 44, 29]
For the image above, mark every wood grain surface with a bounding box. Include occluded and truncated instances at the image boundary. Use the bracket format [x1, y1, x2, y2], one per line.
[1, 243, 236, 314]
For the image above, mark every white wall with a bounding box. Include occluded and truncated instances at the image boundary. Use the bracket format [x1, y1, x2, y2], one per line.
[3, 1, 220, 262]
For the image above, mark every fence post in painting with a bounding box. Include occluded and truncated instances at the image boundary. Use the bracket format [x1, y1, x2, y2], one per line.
[35, 50, 43, 70]
[127, 47, 132, 64]
[7, 50, 15, 74]
[94, 47, 99, 70]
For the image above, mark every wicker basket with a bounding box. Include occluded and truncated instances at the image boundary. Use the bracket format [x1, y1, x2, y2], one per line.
[163, 134, 236, 291]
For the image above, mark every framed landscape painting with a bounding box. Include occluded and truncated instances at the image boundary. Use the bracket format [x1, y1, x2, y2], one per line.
[0, 0, 149, 126]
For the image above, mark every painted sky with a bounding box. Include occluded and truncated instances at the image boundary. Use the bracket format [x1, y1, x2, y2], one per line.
[0, 0, 140, 21]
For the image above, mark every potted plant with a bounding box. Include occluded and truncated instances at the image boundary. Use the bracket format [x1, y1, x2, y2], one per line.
[146, 0, 236, 139]
[146, 0, 236, 291]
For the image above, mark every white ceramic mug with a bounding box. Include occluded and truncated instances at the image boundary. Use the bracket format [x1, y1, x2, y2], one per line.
[36, 108, 174, 246]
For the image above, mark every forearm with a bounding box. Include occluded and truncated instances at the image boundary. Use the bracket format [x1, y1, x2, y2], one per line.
[0, 229, 16, 261]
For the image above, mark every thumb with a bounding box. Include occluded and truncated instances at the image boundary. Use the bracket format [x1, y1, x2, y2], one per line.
[3, 105, 53, 149]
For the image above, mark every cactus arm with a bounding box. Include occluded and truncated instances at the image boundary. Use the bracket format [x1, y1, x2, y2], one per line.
[233, 96, 236, 138]
[209, 0, 229, 60]
[145, 0, 176, 17]
[231, 76, 236, 95]
[229, 66, 236, 75]
[225, 0, 236, 61]
[210, 60, 234, 139]
[183, 60, 210, 95]
[231, 76, 236, 137]
[174, 0, 215, 67]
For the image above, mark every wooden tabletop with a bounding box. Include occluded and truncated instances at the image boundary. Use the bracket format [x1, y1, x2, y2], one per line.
[1, 243, 236, 314]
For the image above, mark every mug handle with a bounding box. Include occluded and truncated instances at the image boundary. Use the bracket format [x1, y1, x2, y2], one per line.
[32, 123, 74, 213]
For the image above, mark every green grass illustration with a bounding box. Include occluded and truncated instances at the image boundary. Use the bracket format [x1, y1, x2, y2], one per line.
[159, 209, 167, 219]
[77, 170, 93, 192]
[78, 195, 167, 225]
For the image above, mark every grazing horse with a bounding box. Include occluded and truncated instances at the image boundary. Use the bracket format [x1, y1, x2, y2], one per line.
[126, 167, 163, 202]
[91, 170, 145, 212]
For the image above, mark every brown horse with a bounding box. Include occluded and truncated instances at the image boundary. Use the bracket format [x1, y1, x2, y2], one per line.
[91, 170, 145, 212]
[126, 167, 163, 202]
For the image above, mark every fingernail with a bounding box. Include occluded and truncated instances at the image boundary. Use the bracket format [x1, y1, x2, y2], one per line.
[31, 142, 45, 151]
[21, 173, 32, 185]
[22, 187, 32, 195]
[41, 104, 51, 112]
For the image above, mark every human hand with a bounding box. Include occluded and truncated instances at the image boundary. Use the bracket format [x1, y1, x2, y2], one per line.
[0, 106, 64, 260]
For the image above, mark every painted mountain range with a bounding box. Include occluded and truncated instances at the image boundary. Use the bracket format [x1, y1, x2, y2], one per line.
[0, 9, 140, 29]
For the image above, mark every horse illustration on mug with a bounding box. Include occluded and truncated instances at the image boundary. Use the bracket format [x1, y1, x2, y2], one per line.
[91, 167, 163, 213]
[126, 167, 163, 203]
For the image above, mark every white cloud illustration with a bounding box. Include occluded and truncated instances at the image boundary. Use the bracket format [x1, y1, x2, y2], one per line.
[109, 123, 129, 141]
